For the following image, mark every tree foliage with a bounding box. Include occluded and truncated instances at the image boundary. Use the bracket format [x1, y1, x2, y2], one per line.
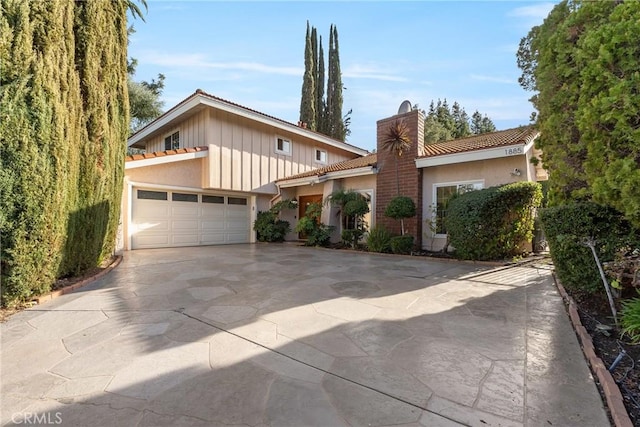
[424, 99, 496, 144]
[517, 0, 640, 227]
[299, 23, 348, 141]
[0, 0, 130, 306]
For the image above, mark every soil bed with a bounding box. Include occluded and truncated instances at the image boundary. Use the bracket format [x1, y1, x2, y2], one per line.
[569, 288, 640, 425]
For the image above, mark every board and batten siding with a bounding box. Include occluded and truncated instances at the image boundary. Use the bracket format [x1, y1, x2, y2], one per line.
[204, 109, 355, 192]
[145, 109, 208, 152]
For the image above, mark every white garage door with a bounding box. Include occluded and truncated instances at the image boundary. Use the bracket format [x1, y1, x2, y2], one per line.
[131, 188, 250, 249]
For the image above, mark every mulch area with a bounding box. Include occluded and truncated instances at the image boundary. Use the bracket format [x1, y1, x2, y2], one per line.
[567, 287, 640, 426]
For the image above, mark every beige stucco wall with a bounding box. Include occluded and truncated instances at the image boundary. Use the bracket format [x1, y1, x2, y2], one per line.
[421, 155, 531, 251]
[126, 158, 204, 189]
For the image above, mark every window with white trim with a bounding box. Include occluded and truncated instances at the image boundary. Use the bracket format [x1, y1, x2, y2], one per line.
[315, 148, 327, 164]
[434, 181, 483, 235]
[275, 137, 291, 155]
[164, 131, 180, 150]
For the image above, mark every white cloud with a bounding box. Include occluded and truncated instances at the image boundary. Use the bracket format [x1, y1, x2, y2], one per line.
[343, 64, 409, 82]
[508, 3, 555, 20]
[508, 2, 556, 28]
[470, 74, 515, 85]
[138, 51, 302, 76]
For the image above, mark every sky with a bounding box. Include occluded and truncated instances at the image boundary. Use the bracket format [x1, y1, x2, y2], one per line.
[128, 1, 556, 153]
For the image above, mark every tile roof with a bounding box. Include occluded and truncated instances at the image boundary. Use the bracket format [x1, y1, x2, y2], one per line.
[125, 146, 208, 162]
[419, 126, 539, 158]
[277, 153, 378, 182]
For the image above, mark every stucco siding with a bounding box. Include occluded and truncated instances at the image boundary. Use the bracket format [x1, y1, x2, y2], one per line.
[126, 158, 204, 189]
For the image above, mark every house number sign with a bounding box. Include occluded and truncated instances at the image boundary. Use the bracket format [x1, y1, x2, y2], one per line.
[504, 146, 524, 156]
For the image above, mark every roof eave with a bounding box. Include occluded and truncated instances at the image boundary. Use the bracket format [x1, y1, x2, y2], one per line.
[415, 141, 534, 169]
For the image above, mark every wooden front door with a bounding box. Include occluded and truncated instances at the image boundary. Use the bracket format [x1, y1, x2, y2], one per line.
[298, 194, 323, 239]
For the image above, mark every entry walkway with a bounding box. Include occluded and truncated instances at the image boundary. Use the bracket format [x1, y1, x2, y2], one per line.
[1, 245, 609, 426]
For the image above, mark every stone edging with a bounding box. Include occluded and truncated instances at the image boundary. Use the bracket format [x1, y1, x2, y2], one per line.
[554, 276, 633, 427]
[33, 255, 123, 305]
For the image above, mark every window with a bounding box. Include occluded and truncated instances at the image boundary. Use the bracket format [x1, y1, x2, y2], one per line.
[315, 148, 327, 164]
[164, 131, 180, 150]
[137, 190, 167, 200]
[202, 195, 225, 204]
[228, 197, 247, 206]
[275, 137, 291, 155]
[434, 181, 483, 234]
[172, 192, 197, 202]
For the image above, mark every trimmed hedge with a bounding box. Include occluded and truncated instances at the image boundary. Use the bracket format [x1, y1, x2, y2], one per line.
[390, 235, 414, 255]
[540, 202, 639, 293]
[445, 182, 542, 260]
[0, 1, 128, 306]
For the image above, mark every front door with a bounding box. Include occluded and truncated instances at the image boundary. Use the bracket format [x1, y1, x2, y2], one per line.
[298, 194, 323, 239]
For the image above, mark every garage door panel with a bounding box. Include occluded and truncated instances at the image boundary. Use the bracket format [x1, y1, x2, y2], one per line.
[171, 234, 200, 245]
[136, 221, 170, 233]
[202, 220, 225, 231]
[172, 205, 199, 216]
[135, 203, 170, 218]
[201, 233, 226, 244]
[227, 232, 249, 244]
[133, 234, 170, 248]
[172, 219, 199, 231]
[132, 187, 250, 249]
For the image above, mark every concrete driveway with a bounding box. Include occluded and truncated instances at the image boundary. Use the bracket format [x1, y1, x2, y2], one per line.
[1, 244, 608, 426]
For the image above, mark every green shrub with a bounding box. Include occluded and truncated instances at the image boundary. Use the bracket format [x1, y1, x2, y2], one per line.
[390, 235, 414, 255]
[384, 196, 416, 220]
[622, 295, 640, 344]
[367, 225, 392, 253]
[341, 229, 365, 248]
[253, 199, 296, 243]
[253, 211, 290, 242]
[540, 202, 639, 293]
[295, 202, 333, 247]
[384, 196, 416, 235]
[445, 182, 542, 261]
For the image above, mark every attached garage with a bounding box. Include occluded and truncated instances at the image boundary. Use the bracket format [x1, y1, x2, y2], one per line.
[131, 187, 250, 249]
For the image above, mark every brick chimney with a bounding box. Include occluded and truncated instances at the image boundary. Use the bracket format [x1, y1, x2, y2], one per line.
[375, 106, 425, 247]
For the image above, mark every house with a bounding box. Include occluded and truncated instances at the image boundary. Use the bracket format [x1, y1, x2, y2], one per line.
[122, 91, 546, 252]
[122, 89, 367, 250]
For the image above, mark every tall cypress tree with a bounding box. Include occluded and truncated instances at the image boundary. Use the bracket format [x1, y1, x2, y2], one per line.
[299, 21, 315, 129]
[316, 34, 325, 134]
[327, 25, 345, 141]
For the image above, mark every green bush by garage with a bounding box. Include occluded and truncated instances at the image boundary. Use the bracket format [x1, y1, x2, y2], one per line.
[445, 182, 543, 261]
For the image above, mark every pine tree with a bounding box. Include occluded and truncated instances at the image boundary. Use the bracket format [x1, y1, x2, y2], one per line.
[299, 21, 316, 130]
[470, 111, 484, 134]
[451, 102, 471, 138]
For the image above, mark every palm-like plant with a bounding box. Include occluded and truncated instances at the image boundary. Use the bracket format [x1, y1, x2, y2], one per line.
[381, 119, 412, 195]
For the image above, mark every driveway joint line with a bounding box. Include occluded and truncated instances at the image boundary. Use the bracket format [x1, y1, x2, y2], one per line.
[175, 309, 472, 427]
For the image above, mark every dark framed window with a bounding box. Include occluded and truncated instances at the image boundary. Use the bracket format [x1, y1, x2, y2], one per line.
[315, 149, 327, 163]
[228, 197, 247, 206]
[137, 190, 167, 200]
[164, 131, 180, 150]
[172, 192, 197, 202]
[275, 137, 291, 155]
[202, 195, 225, 204]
